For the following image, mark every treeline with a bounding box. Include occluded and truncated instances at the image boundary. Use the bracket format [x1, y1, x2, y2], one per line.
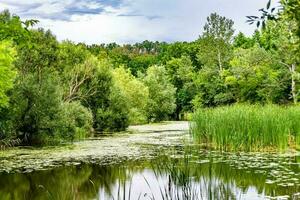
[0, 10, 177, 145]
[0, 0, 299, 145]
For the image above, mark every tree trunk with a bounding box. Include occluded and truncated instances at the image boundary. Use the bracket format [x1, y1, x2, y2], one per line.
[290, 63, 297, 104]
[217, 49, 223, 73]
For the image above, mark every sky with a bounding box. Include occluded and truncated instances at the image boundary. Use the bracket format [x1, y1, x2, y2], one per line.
[0, 0, 278, 44]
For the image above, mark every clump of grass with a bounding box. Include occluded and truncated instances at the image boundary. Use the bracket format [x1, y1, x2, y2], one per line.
[191, 104, 300, 151]
[0, 138, 21, 150]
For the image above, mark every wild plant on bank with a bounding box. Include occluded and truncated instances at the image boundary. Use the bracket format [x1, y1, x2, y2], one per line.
[191, 104, 300, 151]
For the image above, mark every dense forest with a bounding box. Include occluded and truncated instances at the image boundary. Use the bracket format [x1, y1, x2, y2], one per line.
[0, 0, 299, 146]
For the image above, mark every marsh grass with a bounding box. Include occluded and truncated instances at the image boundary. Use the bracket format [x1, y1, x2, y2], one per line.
[191, 104, 300, 151]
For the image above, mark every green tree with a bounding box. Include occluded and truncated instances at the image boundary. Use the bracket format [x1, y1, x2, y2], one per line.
[233, 32, 255, 49]
[0, 10, 38, 45]
[15, 29, 59, 81]
[197, 13, 235, 73]
[192, 67, 234, 108]
[143, 65, 176, 122]
[259, 19, 299, 104]
[84, 59, 129, 131]
[113, 66, 149, 124]
[0, 41, 17, 107]
[229, 45, 288, 103]
[166, 56, 195, 119]
[95, 85, 129, 132]
[10, 73, 92, 144]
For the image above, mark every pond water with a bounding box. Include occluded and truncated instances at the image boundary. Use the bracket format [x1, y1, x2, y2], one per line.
[0, 122, 299, 200]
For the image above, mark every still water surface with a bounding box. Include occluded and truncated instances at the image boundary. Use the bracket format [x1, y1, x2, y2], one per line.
[0, 122, 299, 200]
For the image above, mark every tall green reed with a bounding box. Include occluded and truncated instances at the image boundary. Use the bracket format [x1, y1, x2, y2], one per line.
[191, 104, 300, 151]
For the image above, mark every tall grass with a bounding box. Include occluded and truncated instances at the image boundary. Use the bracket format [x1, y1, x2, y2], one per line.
[191, 104, 300, 151]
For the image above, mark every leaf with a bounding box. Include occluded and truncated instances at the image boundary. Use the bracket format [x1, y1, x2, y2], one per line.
[271, 8, 276, 13]
[267, 0, 271, 9]
[262, 21, 266, 29]
[256, 21, 260, 28]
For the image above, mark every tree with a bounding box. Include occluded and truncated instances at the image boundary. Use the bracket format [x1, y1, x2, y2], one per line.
[233, 32, 255, 49]
[0, 41, 17, 108]
[166, 56, 195, 119]
[0, 10, 38, 45]
[192, 67, 234, 108]
[247, 0, 300, 37]
[143, 65, 176, 122]
[62, 55, 101, 103]
[95, 85, 129, 132]
[10, 73, 93, 144]
[113, 66, 149, 124]
[84, 59, 129, 131]
[15, 28, 59, 82]
[197, 13, 235, 73]
[259, 19, 299, 104]
[128, 54, 158, 76]
[247, 0, 300, 104]
[229, 45, 288, 103]
[1, 27, 95, 144]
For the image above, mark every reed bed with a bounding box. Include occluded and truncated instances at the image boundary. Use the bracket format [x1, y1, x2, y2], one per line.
[191, 104, 300, 151]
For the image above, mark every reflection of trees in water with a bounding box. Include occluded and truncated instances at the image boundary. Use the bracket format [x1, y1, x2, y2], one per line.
[151, 156, 240, 200]
[0, 164, 129, 200]
[0, 155, 299, 200]
[151, 155, 299, 200]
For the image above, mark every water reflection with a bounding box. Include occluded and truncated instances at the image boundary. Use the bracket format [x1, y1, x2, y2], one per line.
[0, 151, 299, 200]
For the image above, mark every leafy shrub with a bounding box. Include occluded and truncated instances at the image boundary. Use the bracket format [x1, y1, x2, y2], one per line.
[10, 74, 93, 144]
[61, 101, 93, 140]
[94, 86, 129, 132]
[143, 65, 176, 122]
[113, 66, 149, 124]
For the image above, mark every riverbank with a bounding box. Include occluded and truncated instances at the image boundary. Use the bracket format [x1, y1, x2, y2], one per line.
[0, 121, 189, 173]
[0, 121, 299, 199]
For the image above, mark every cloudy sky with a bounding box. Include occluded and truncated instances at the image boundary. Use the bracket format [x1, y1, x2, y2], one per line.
[0, 0, 277, 44]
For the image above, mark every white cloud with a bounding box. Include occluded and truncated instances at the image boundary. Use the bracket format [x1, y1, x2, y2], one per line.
[1, 0, 279, 44]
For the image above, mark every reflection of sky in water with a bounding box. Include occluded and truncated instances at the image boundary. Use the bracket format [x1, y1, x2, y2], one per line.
[0, 122, 299, 199]
[97, 169, 290, 200]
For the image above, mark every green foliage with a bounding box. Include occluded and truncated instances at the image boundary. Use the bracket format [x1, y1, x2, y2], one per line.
[9, 73, 93, 144]
[192, 104, 300, 151]
[192, 67, 234, 108]
[95, 85, 129, 132]
[82, 59, 130, 132]
[61, 54, 100, 102]
[1, 7, 300, 147]
[10, 74, 65, 144]
[197, 13, 235, 72]
[233, 32, 255, 49]
[58, 41, 90, 70]
[128, 54, 158, 75]
[62, 101, 93, 140]
[0, 10, 37, 45]
[113, 66, 149, 124]
[166, 56, 196, 118]
[229, 45, 288, 103]
[143, 65, 176, 122]
[15, 28, 59, 76]
[0, 41, 17, 107]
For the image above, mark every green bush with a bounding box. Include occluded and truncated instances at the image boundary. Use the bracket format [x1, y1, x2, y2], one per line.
[10, 74, 93, 145]
[113, 66, 149, 125]
[94, 86, 129, 132]
[61, 101, 93, 140]
[191, 104, 300, 151]
[143, 65, 176, 122]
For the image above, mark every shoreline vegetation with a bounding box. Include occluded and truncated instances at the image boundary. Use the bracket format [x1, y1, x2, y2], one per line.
[191, 104, 300, 152]
[0, 0, 300, 152]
